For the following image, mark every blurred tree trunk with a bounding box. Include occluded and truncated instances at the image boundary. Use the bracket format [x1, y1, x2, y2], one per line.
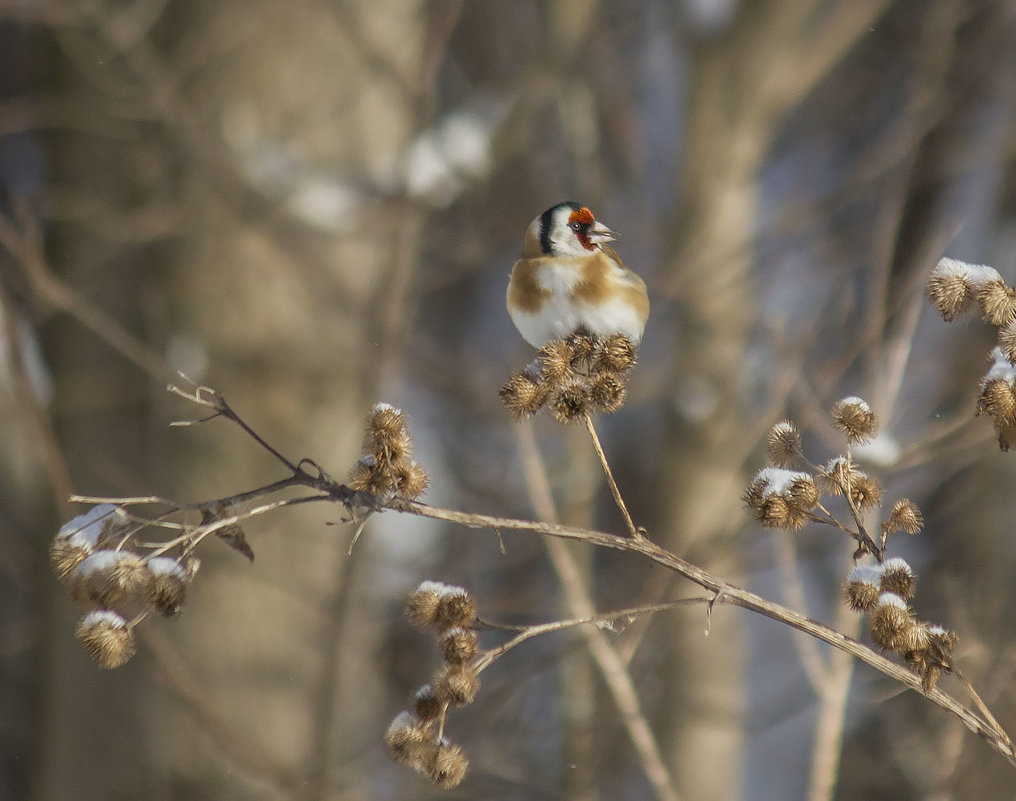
[656, 3, 889, 798]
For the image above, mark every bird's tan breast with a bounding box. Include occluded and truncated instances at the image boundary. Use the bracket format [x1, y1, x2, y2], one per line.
[573, 251, 649, 319]
[507, 258, 550, 313]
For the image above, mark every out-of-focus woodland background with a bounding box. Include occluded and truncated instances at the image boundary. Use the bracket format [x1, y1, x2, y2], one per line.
[3, 1, 1016, 799]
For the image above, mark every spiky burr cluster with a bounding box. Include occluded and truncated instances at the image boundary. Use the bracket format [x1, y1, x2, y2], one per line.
[385, 582, 482, 788]
[745, 398, 886, 540]
[499, 331, 637, 422]
[50, 504, 196, 668]
[844, 562, 957, 693]
[928, 257, 1016, 450]
[348, 403, 428, 500]
[747, 398, 956, 691]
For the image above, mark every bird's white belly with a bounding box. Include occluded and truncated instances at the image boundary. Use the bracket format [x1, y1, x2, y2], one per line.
[510, 262, 644, 346]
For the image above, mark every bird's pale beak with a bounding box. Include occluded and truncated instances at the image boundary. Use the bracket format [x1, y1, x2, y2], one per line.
[587, 220, 617, 245]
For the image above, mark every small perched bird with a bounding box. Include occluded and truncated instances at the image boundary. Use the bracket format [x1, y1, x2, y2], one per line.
[506, 202, 649, 348]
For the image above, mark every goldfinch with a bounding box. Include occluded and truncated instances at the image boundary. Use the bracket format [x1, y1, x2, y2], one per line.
[506, 202, 649, 348]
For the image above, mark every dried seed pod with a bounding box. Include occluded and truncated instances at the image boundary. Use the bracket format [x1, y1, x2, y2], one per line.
[365, 403, 412, 461]
[440, 627, 479, 665]
[348, 455, 394, 496]
[593, 334, 637, 374]
[393, 460, 429, 501]
[51, 505, 127, 581]
[143, 557, 188, 616]
[72, 551, 133, 608]
[427, 740, 469, 789]
[883, 498, 924, 537]
[538, 340, 576, 386]
[588, 372, 628, 414]
[831, 397, 878, 445]
[406, 583, 443, 629]
[499, 369, 550, 420]
[927, 257, 1001, 321]
[817, 456, 862, 496]
[976, 279, 1016, 326]
[564, 331, 596, 364]
[870, 592, 913, 652]
[744, 468, 818, 530]
[75, 610, 136, 669]
[848, 471, 884, 511]
[432, 663, 480, 707]
[385, 711, 432, 766]
[844, 564, 882, 612]
[879, 557, 916, 601]
[1000, 320, 1016, 365]
[548, 381, 590, 423]
[766, 420, 803, 467]
[412, 684, 444, 723]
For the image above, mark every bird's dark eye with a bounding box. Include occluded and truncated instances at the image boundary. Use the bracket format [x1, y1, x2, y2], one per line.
[570, 222, 583, 231]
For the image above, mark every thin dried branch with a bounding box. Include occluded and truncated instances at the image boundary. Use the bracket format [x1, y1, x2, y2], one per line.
[69, 385, 1016, 771]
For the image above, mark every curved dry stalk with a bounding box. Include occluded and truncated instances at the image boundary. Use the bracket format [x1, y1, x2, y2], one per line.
[582, 411, 640, 538]
[77, 385, 1016, 771]
[394, 498, 1015, 767]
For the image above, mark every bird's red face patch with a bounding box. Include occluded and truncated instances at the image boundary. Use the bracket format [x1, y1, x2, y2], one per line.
[568, 207, 597, 251]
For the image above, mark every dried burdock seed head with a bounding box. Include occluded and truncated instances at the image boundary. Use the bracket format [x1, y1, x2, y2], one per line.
[51, 505, 128, 580]
[898, 620, 932, 654]
[977, 278, 1016, 326]
[978, 379, 1016, 428]
[766, 420, 803, 467]
[870, 592, 913, 652]
[72, 550, 132, 608]
[928, 624, 958, 654]
[817, 456, 860, 496]
[758, 495, 799, 530]
[75, 610, 136, 669]
[928, 258, 1001, 321]
[407, 581, 475, 631]
[588, 372, 628, 414]
[594, 334, 637, 374]
[406, 582, 443, 629]
[432, 663, 480, 707]
[831, 396, 878, 445]
[980, 351, 1016, 448]
[848, 471, 884, 511]
[436, 591, 477, 632]
[499, 369, 549, 420]
[883, 498, 924, 538]
[393, 460, 429, 501]
[385, 711, 432, 765]
[538, 341, 576, 386]
[844, 564, 882, 612]
[907, 624, 957, 690]
[549, 381, 590, 423]
[744, 468, 818, 530]
[427, 740, 469, 789]
[365, 403, 412, 461]
[785, 476, 820, 514]
[143, 557, 188, 616]
[348, 455, 393, 496]
[441, 627, 480, 665]
[110, 551, 147, 594]
[50, 537, 93, 583]
[564, 330, 596, 363]
[1000, 320, 1016, 365]
[412, 685, 444, 723]
[879, 557, 916, 601]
